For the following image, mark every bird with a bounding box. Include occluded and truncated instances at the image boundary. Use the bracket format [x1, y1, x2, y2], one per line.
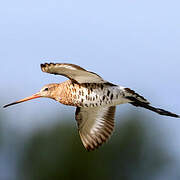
[3, 63, 180, 150]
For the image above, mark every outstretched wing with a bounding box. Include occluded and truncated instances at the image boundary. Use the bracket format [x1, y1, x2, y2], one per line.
[41, 63, 107, 84]
[75, 106, 116, 150]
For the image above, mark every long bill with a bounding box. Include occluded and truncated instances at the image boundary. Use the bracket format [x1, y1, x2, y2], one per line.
[3, 93, 41, 108]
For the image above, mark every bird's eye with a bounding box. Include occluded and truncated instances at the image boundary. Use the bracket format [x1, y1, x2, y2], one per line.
[44, 88, 49, 91]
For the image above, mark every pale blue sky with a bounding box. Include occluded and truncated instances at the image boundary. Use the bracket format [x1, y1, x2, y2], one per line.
[1, 0, 180, 121]
[0, 1, 180, 178]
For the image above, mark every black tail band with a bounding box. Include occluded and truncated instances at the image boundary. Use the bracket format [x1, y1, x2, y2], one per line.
[127, 97, 179, 118]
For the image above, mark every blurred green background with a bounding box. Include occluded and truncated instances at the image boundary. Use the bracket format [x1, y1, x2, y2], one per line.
[1, 0, 180, 179]
[0, 111, 180, 180]
[19, 113, 175, 180]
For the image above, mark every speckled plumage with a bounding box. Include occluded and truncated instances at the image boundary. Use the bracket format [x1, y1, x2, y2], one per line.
[54, 80, 130, 108]
[4, 63, 180, 151]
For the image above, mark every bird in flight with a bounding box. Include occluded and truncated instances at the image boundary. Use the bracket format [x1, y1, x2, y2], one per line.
[3, 63, 179, 150]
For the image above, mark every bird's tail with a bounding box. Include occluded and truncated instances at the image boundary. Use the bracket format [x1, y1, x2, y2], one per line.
[128, 97, 179, 118]
[123, 88, 179, 118]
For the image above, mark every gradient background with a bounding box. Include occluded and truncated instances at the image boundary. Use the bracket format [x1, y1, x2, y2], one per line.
[0, 0, 180, 179]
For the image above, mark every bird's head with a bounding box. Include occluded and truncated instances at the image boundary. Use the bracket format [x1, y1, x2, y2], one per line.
[3, 83, 58, 108]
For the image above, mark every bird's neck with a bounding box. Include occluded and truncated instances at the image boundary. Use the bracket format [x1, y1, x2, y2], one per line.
[51, 80, 73, 105]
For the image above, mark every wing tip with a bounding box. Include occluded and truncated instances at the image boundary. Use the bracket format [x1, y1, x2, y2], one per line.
[80, 131, 113, 151]
[40, 63, 58, 73]
[40, 63, 45, 71]
[40, 62, 51, 69]
[40, 62, 86, 72]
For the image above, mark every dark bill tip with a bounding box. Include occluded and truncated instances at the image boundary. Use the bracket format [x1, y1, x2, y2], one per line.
[3, 93, 41, 109]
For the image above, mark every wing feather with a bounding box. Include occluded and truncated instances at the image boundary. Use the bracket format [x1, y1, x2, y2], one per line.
[75, 106, 116, 150]
[41, 63, 106, 84]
